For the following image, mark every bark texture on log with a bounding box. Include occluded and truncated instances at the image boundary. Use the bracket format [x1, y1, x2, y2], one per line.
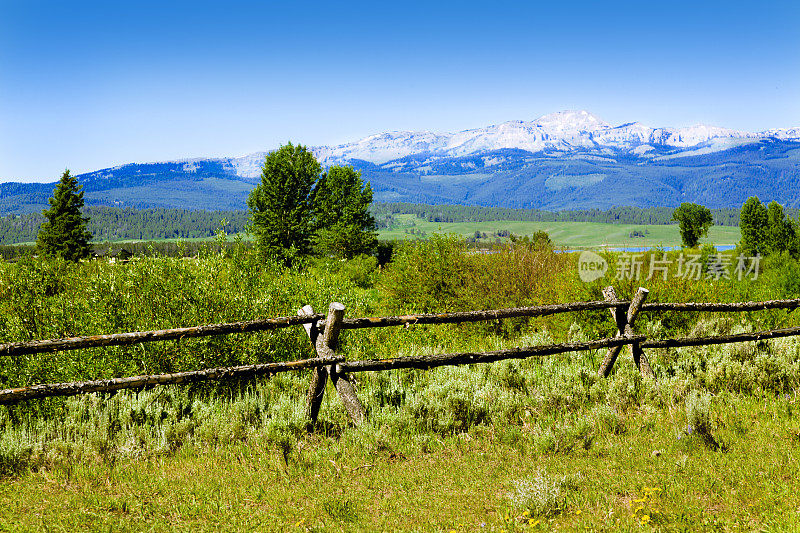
[317, 302, 345, 359]
[301, 305, 329, 424]
[641, 325, 800, 349]
[304, 364, 328, 424]
[339, 335, 645, 373]
[0, 357, 338, 404]
[0, 314, 324, 357]
[329, 367, 365, 426]
[641, 299, 800, 312]
[628, 288, 655, 378]
[299, 304, 319, 347]
[597, 287, 625, 377]
[302, 303, 366, 427]
[597, 287, 653, 378]
[335, 301, 628, 330]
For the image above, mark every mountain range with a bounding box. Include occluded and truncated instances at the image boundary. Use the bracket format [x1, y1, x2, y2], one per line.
[3, 110, 800, 215]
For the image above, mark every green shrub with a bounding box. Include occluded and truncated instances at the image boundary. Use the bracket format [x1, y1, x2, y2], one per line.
[381, 234, 474, 313]
[590, 404, 627, 435]
[685, 389, 721, 451]
[0, 430, 36, 477]
[607, 362, 646, 412]
[532, 417, 594, 454]
[0, 252, 374, 402]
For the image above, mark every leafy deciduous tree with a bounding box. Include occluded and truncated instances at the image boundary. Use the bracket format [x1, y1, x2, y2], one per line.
[765, 201, 797, 255]
[37, 169, 93, 261]
[739, 196, 769, 256]
[247, 143, 321, 265]
[311, 165, 377, 259]
[672, 202, 713, 248]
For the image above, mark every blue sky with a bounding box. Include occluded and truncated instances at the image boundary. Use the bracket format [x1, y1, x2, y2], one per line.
[1, 0, 799, 182]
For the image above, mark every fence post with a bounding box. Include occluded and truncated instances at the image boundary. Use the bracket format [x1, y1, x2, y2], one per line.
[300, 305, 327, 425]
[627, 291, 655, 379]
[300, 303, 365, 427]
[597, 286, 654, 378]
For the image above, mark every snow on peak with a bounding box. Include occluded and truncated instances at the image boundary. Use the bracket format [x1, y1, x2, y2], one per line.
[764, 127, 800, 139]
[665, 124, 752, 147]
[532, 110, 610, 132]
[227, 112, 800, 171]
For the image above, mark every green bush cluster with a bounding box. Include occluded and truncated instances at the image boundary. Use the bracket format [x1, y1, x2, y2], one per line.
[0, 246, 372, 398]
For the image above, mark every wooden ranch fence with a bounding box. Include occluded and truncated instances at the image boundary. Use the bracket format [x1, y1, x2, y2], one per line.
[1, 286, 800, 428]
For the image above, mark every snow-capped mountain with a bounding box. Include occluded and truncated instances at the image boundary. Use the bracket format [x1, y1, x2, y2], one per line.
[225, 110, 797, 178]
[3, 110, 800, 214]
[326, 111, 788, 162]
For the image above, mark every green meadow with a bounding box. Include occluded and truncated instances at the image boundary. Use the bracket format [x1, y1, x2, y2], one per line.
[378, 214, 742, 249]
[1, 237, 799, 531]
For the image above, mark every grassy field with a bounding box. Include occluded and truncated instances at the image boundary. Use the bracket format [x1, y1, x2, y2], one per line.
[1, 242, 799, 531]
[11, 217, 741, 251]
[378, 214, 742, 249]
[1, 389, 798, 531]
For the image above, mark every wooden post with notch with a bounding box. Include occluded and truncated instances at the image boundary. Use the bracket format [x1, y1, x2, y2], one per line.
[301, 303, 365, 427]
[597, 286, 654, 379]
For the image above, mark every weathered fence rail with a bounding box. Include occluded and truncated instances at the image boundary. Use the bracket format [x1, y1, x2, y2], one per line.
[0, 356, 341, 404]
[336, 335, 645, 373]
[0, 314, 324, 357]
[5, 297, 799, 358]
[641, 298, 800, 312]
[641, 325, 800, 349]
[2, 288, 800, 428]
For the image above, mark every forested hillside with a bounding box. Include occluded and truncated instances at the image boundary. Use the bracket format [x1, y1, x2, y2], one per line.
[3, 139, 800, 214]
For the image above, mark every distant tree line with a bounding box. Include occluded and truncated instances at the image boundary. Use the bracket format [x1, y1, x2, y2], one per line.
[5, 199, 799, 248]
[670, 197, 800, 256]
[370, 203, 797, 227]
[739, 197, 800, 257]
[0, 207, 250, 245]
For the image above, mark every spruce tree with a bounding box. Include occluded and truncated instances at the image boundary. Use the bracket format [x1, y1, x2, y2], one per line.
[37, 169, 93, 261]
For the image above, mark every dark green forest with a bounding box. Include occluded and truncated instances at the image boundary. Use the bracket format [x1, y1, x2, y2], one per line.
[3, 202, 799, 247]
[0, 207, 249, 245]
[370, 203, 785, 228]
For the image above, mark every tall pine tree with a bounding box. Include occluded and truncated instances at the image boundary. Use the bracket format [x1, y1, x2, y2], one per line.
[37, 169, 93, 261]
